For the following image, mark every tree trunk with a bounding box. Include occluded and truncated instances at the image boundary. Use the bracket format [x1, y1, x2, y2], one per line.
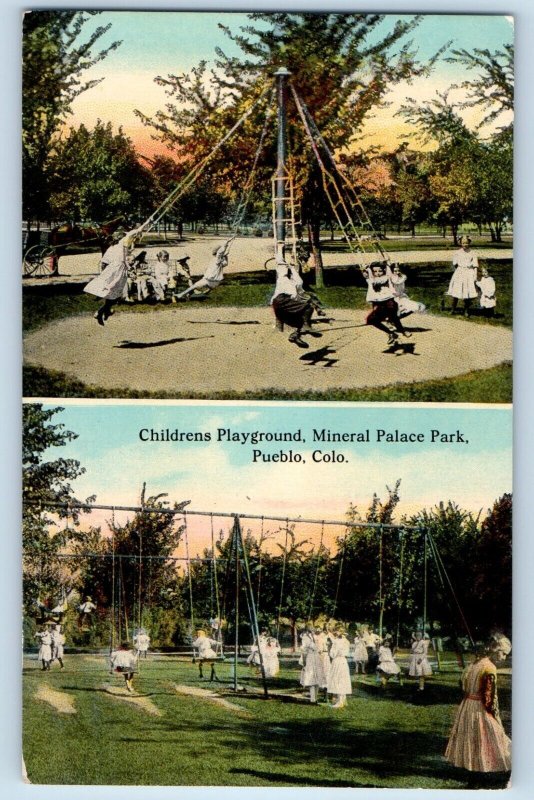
[494, 222, 502, 243]
[451, 223, 459, 246]
[489, 225, 497, 243]
[329, 221, 335, 241]
[308, 220, 324, 289]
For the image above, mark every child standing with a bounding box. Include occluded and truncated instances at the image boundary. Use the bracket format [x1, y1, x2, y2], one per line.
[327, 628, 352, 708]
[408, 631, 432, 691]
[476, 266, 497, 317]
[50, 623, 65, 670]
[35, 626, 53, 671]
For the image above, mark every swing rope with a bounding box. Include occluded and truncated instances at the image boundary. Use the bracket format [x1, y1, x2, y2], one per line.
[256, 516, 264, 615]
[426, 532, 475, 647]
[109, 506, 116, 655]
[210, 513, 223, 654]
[135, 83, 273, 237]
[183, 512, 195, 640]
[289, 84, 389, 263]
[378, 526, 384, 638]
[226, 85, 276, 245]
[307, 521, 324, 623]
[332, 528, 348, 619]
[395, 529, 405, 650]
[275, 521, 290, 642]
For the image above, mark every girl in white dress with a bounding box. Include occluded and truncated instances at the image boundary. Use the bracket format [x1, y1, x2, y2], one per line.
[389, 264, 426, 318]
[352, 632, 369, 677]
[263, 637, 281, 678]
[327, 629, 352, 708]
[50, 623, 65, 669]
[110, 641, 137, 693]
[476, 266, 497, 317]
[408, 631, 432, 691]
[299, 628, 325, 703]
[192, 629, 220, 680]
[36, 627, 52, 671]
[315, 627, 332, 699]
[447, 235, 479, 314]
[377, 639, 401, 687]
[84, 228, 142, 324]
[133, 629, 150, 659]
[175, 240, 232, 299]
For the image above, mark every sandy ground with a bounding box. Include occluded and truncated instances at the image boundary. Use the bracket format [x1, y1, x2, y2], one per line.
[34, 684, 76, 714]
[102, 683, 162, 715]
[36, 236, 513, 282]
[24, 305, 513, 396]
[173, 683, 250, 714]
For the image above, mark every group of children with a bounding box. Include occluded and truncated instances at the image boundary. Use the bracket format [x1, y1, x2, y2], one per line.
[445, 235, 497, 316]
[85, 228, 497, 352]
[295, 626, 433, 708]
[84, 228, 233, 324]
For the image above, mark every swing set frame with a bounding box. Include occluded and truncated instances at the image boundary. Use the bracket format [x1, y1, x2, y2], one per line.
[26, 497, 477, 693]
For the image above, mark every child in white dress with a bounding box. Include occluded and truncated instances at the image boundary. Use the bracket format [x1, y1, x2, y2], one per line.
[377, 639, 401, 687]
[389, 264, 426, 318]
[408, 631, 432, 691]
[447, 235, 479, 315]
[192, 630, 220, 680]
[110, 641, 137, 693]
[352, 632, 369, 677]
[50, 623, 65, 669]
[175, 240, 232, 299]
[476, 266, 497, 317]
[299, 628, 325, 703]
[327, 629, 352, 708]
[36, 627, 53, 671]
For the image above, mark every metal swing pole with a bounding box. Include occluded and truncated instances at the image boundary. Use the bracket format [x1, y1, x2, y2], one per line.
[235, 516, 269, 699]
[274, 67, 291, 260]
[233, 516, 240, 692]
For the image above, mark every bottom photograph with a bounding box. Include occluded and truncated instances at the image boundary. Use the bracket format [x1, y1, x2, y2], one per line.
[22, 401, 512, 789]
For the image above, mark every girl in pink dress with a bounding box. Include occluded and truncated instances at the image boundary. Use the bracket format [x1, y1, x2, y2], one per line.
[445, 637, 511, 774]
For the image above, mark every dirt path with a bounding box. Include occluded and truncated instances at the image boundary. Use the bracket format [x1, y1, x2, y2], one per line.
[24, 306, 512, 397]
[35, 684, 76, 714]
[49, 237, 512, 281]
[102, 684, 162, 716]
[173, 683, 250, 714]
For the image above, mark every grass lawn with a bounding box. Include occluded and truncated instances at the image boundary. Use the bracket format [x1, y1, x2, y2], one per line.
[22, 653, 511, 788]
[22, 259, 512, 402]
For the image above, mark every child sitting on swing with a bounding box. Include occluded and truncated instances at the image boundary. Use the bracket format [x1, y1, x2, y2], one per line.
[110, 641, 137, 693]
[175, 239, 233, 300]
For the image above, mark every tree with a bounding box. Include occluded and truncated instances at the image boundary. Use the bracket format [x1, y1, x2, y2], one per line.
[22, 11, 121, 223]
[48, 121, 154, 222]
[446, 44, 514, 133]
[73, 489, 190, 647]
[136, 13, 441, 285]
[22, 404, 89, 614]
[398, 93, 480, 243]
[472, 494, 512, 635]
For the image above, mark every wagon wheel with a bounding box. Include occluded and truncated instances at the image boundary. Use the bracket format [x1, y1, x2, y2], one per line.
[23, 245, 58, 277]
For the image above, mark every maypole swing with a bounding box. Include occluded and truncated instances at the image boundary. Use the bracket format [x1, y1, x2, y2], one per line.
[126, 66, 389, 277]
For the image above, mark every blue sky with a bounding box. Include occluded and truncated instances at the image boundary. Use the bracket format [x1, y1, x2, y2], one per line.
[64, 11, 514, 157]
[37, 402, 511, 551]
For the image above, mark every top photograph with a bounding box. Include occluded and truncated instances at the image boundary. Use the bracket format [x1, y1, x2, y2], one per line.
[22, 11, 513, 402]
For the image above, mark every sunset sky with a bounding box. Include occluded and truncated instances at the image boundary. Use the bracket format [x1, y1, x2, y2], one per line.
[61, 11, 514, 159]
[37, 401, 512, 557]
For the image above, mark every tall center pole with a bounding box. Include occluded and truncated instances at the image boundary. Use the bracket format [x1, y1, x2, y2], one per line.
[274, 67, 291, 261]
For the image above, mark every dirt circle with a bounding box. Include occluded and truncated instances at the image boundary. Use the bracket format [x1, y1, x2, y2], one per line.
[24, 306, 512, 396]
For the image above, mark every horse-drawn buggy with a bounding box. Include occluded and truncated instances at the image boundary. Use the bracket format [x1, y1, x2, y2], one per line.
[22, 218, 127, 277]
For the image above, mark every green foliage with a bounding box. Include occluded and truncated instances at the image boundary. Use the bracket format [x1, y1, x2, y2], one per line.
[22, 404, 88, 612]
[48, 121, 154, 222]
[22, 11, 121, 220]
